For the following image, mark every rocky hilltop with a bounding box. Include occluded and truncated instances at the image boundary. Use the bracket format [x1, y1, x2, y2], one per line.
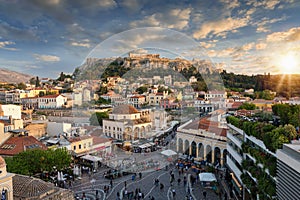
[75, 53, 222, 80]
[0, 68, 33, 83]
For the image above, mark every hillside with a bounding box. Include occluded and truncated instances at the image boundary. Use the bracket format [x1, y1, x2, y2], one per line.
[73, 54, 300, 98]
[0, 68, 33, 83]
[74, 54, 220, 81]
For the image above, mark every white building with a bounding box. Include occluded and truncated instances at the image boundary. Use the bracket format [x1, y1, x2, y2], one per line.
[189, 76, 197, 83]
[47, 121, 72, 137]
[0, 104, 22, 119]
[38, 94, 67, 109]
[103, 104, 152, 140]
[205, 90, 227, 100]
[194, 98, 214, 113]
[128, 95, 146, 108]
[73, 92, 83, 106]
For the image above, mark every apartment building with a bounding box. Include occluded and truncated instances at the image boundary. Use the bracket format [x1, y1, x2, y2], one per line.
[276, 143, 300, 200]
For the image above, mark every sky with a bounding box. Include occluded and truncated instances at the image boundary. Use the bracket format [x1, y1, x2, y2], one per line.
[0, 0, 300, 78]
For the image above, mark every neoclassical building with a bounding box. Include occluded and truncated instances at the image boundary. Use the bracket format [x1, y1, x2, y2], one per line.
[176, 114, 227, 166]
[0, 156, 14, 200]
[103, 104, 152, 140]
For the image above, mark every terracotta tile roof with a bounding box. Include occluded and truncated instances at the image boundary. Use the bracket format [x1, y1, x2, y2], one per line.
[112, 104, 139, 114]
[13, 174, 74, 199]
[0, 136, 47, 156]
[130, 95, 145, 98]
[68, 135, 92, 143]
[92, 136, 112, 145]
[231, 102, 243, 109]
[183, 116, 227, 137]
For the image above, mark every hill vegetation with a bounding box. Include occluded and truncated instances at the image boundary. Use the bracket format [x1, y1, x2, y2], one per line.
[73, 56, 300, 98]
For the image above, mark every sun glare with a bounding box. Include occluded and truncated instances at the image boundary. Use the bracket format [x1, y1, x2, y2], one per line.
[278, 53, 299, 74]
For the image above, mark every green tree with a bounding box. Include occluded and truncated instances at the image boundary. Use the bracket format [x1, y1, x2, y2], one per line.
[136, 86, 148, 94]
[58, 72, 65, 81]
[5, 148, 71, 176]
[238, 102, 256, 110]
[16, 82, 27, 90]
[39, 91, 45, 97]
[89, 112, 109, 126]
[95, 97, 111, 104]
[35, 76, 40, 87]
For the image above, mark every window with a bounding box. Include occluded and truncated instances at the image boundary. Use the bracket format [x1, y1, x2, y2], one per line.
[73, 146, 76, 150]
[84, 143, 86, 149]
[79, 144, 81, 149]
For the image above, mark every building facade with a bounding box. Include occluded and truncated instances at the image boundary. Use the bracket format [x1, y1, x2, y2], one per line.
[38, 94, 67, 109]
[176, 115, 227, 166]
[276, 143, 300, 200]
[0, 156, 14, 200]
[103, 104, 152, 141]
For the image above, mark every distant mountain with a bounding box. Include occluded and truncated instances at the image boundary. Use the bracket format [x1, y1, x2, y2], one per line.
[0, 68, 33, 83]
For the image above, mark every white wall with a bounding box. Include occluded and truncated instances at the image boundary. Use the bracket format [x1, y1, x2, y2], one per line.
[47, 121, 72, 136]
[1, 104, 22, 119]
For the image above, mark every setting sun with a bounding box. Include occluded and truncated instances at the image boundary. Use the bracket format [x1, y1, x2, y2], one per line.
[278, 53, 299, 74]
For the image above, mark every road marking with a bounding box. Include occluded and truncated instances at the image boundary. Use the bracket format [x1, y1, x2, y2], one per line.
[144, 170, 169, 198]
[167, 187, 172, 200]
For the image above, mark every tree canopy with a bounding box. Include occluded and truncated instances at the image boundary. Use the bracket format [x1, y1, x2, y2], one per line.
[89, 112, 109, 126]
[5, 148, 71, 176]
[238, 102, 256, 110]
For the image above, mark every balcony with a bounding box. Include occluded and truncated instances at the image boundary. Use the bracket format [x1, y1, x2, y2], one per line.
[227, 132, 243, 148]
[227, 155, 242, 183]
[227, 144, 243, 164]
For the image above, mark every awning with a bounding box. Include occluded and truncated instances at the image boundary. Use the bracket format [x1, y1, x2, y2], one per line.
[46, 139, 60, 144]
[81, 154, 103, 162]
[138, 143, 152, 149]
[161, 149, 177, 156]
[199, 173, 217, 182]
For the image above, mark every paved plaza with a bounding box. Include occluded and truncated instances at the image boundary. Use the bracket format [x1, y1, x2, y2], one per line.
[72, 162, 222, 200]
[71, 133, 230, 200]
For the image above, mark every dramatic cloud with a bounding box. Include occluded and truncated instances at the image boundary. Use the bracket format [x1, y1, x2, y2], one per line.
[246, 0, 281, 10]
[70, 39, 91, 48]
[255, 16, 287, 33]
[33, 54, 60, 62]
[220, 0, 240, 10]
[256, 42, 267, 50]
[119, 0, 143, 12]
[193, 17, 249, 39]
[130, 8, 192, 30]
[266, 27, 300, 42]
[200, 42, 216, 49]
[0, 41, 18, 50]
[97, 0, 117, 9]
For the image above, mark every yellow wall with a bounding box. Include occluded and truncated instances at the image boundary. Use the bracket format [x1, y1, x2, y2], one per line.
[0, 123, 11, 146]
[28, 89, 47, 97]
[25, 123, 47, 138]
[71, 137, 93, 155]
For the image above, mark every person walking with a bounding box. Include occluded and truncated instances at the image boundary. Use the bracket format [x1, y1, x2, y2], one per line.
[177, 178, 181, 185]
[160, 183, 164, 190]
[203, 190, 207, 199]
[172, 188, 176, 199]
